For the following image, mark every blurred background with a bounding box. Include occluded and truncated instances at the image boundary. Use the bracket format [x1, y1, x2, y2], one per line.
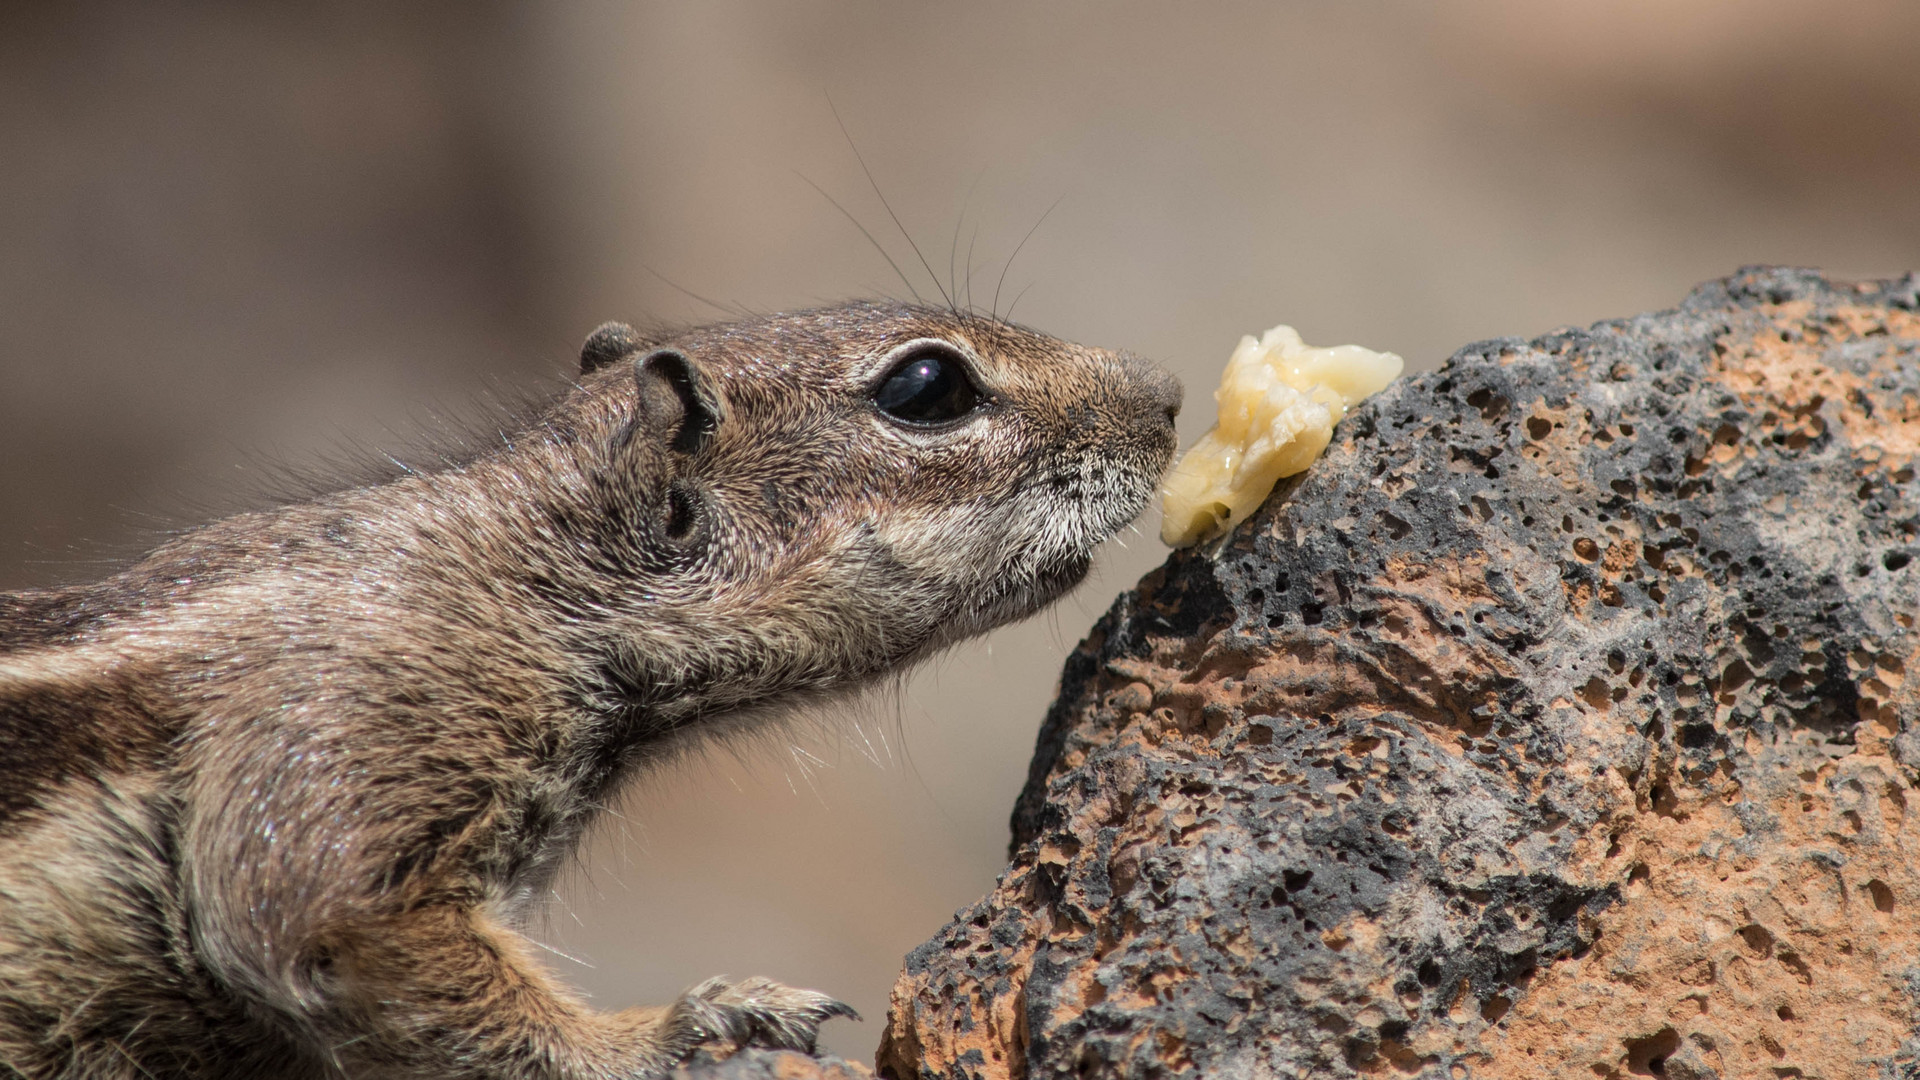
[4, 0, 1917, 1060]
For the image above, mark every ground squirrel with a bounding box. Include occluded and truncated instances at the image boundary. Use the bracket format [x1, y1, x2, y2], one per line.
[0, 302, 1181, 1078]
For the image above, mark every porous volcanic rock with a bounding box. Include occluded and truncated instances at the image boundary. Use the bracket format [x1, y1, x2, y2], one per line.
[875, 268, 1920, 1080]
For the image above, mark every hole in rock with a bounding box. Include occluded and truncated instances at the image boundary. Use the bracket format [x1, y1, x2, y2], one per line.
[1624, 1026, 1680, 1076]
[1466, 388, 1509, 421]
[1737, 924, 1775, 957]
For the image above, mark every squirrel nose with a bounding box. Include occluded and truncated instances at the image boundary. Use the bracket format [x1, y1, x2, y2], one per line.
[1120, 353, 1183, 425]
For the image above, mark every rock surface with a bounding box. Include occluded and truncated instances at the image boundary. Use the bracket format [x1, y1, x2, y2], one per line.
[871, 268, 1920, 1079]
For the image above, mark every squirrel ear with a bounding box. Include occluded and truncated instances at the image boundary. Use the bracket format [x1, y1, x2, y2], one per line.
[633, 348, 722, 455]
[580, 321, 642, 374]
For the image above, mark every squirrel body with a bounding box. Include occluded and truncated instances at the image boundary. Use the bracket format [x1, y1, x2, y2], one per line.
[0, 303, 1180, 1078]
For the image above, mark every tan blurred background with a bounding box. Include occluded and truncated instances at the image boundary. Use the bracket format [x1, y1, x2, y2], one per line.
[4, 0, 1917, 1060]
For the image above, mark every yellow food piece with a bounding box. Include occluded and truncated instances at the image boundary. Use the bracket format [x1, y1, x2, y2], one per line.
[1160, 324, 1402, 547]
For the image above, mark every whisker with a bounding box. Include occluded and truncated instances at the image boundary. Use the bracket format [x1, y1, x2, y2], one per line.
[527, 937, 594, 969]
[964, 222, 982, 314]
[797, 171, 924, 305]
[553, 888, 587, 928]
[948, 211, 965, 317]
[950, 167, 987, 316]
[829, 98, 953, 314]
[994, 196, 1061, 320]
[644, 266, 747, 318]
[1005, 279, 1039, 324]
[848, 717, 886, 769]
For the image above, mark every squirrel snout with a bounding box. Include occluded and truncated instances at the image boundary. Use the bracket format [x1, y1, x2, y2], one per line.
[1120, 354, 1183, 427]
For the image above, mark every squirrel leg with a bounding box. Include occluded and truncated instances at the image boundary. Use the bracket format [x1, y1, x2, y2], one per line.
[314, 903, 854, 1078]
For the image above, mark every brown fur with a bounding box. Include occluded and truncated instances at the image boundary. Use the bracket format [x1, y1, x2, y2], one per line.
[0, 302, 1180, 1078]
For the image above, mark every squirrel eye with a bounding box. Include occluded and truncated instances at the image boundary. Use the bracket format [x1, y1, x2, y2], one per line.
[872, 348, 982, 425]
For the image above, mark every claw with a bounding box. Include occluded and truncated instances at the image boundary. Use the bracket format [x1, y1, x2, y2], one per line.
[820, 998, 862, 1023]
[660, 976, 858, 1059]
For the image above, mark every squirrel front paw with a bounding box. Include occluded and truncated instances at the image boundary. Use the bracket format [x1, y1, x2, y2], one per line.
[652, 976, 858, 1060]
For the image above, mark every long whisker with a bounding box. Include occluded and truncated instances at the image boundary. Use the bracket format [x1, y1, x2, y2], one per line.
[994, 196, 1061, 320]
[829, 99, 953, 314]
[1005, 279, 1039, 324]
[644, 266, 747, 318]
[797, 171, 924, 304]
[950, 167, 987, 317]
[965, 222, 981, 314]
[948, 209, 964, 319]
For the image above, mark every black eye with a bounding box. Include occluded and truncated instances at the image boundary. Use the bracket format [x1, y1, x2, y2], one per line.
[872, 348, 982, 425]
